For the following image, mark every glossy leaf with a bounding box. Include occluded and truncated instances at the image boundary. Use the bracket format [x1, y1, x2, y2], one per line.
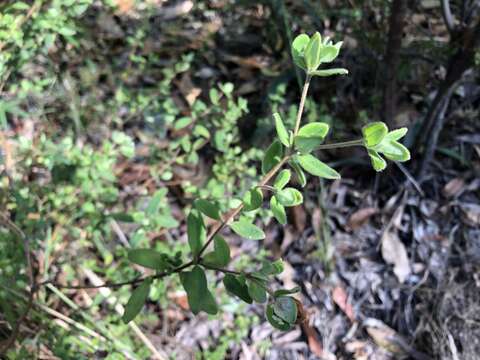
[362, 122, 388, 148]
[295, 122, 330, 153]
[243, 188, 263, 212]
[230, 219, 265, 240]
[273, 296, 297, 324]
[276, 187, 303, 207]
[262, 140, 283, 175]
[122, 279, 151, 324]
[291, 34, 310, 70]
[310, 68, 348, 77]
[179, 266, 217, 315]
[386, 127, 408, 141]
[266, 304, 291, 330]
[297, 154, 340, 179]
[319, 42, 342, 63]
[270, 196, 287, 225]
[304, 32, 322, 71]
[367, 149, 387, 172]
[273, 113, 290, 147]
[128, 249, 170, 271]
[375, 138, 410, 162]
[202, 236, 230, 268]
[273, 169, 291, 190]
[194, 199, 221, 220]
[223, 274, 252, 304]
[187, 210, 205, 257]
[247, 280, 267, 303]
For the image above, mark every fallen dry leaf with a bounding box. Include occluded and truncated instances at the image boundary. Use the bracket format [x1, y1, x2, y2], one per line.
[332, 286, 355, 322]
[347, 207, 377, 231]
[381, 230, 411, 283]
[301, 321, 323, 357]
[459, 203, 480, 226]
[442, 178, 465, 198]
[176, 73, 202, 107]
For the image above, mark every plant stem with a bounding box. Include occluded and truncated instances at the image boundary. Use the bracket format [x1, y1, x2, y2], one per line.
[196, 155, 291, 259]
[293, 74, 312, 136]
[47, 260, 195, 290]
[313, 139, 364, 150]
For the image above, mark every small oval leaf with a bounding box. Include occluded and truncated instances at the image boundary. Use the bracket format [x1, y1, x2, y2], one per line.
[273, 113, 290, 147]
[230, 219, 265, 240]
[122, 279, 151, 324]
[297, 154, 340, 179]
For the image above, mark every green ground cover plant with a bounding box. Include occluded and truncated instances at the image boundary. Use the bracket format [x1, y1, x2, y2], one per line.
[120, 32, 410, 330]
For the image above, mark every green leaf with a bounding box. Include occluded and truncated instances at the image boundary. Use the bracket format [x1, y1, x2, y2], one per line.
[202, 236, 230, 268]
[270, 196, 287, 225]
[319, 42, 342, 63]
[128, 249, 170, 271]
[297, 154, 340, 179]
[367, 149, 387, 172]
[377, 140, 410, 162]
[291, 34, 310, 70]
[223, 274, 252, 304]
[295, 122, 330, 153]
[289, 159, 307, 187]
[262, 140, 283, 175]
[247, 280, 267, 303]
[276, 188, 303, 207]
[230, 219, 265, 240]
[273, 169, 291, 190]
[273, 296, 297, 324]
[304, 32, 322, 71]
[187, 210, 205, 257]
[386, 127, 408, 141]
[260, 259, 284, 276]
[122, 279, 151, 324]
[362, 122, 388, 148]
[273, 113, 290, 147]
[194, 199, 221, 220]
[179, 266, 218, 315]
[146, 189, 167, 216]
[310, 68, 348, 77]
[274, 286, 301, 297]
[266, 304, 292, 330]
[242, 188, 263, 212]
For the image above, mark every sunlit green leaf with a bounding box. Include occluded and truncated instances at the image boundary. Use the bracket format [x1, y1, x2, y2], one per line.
[297, 154, 340, 179]
[260, 259, 284, 276]
[304, 32, 322, 71]
[386, 127, 408, 141]
[367, 149, 387, 172]
[291, 34, 310, 70]
[243, 188, 263, 212]
[362, 122, 388, 148]
[295, 122, 330, 153]
[276, 187, 303, 207]
[273, 169, 291, 190]
[310, 68, 348, 77]
[230, 219, 265, 240]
